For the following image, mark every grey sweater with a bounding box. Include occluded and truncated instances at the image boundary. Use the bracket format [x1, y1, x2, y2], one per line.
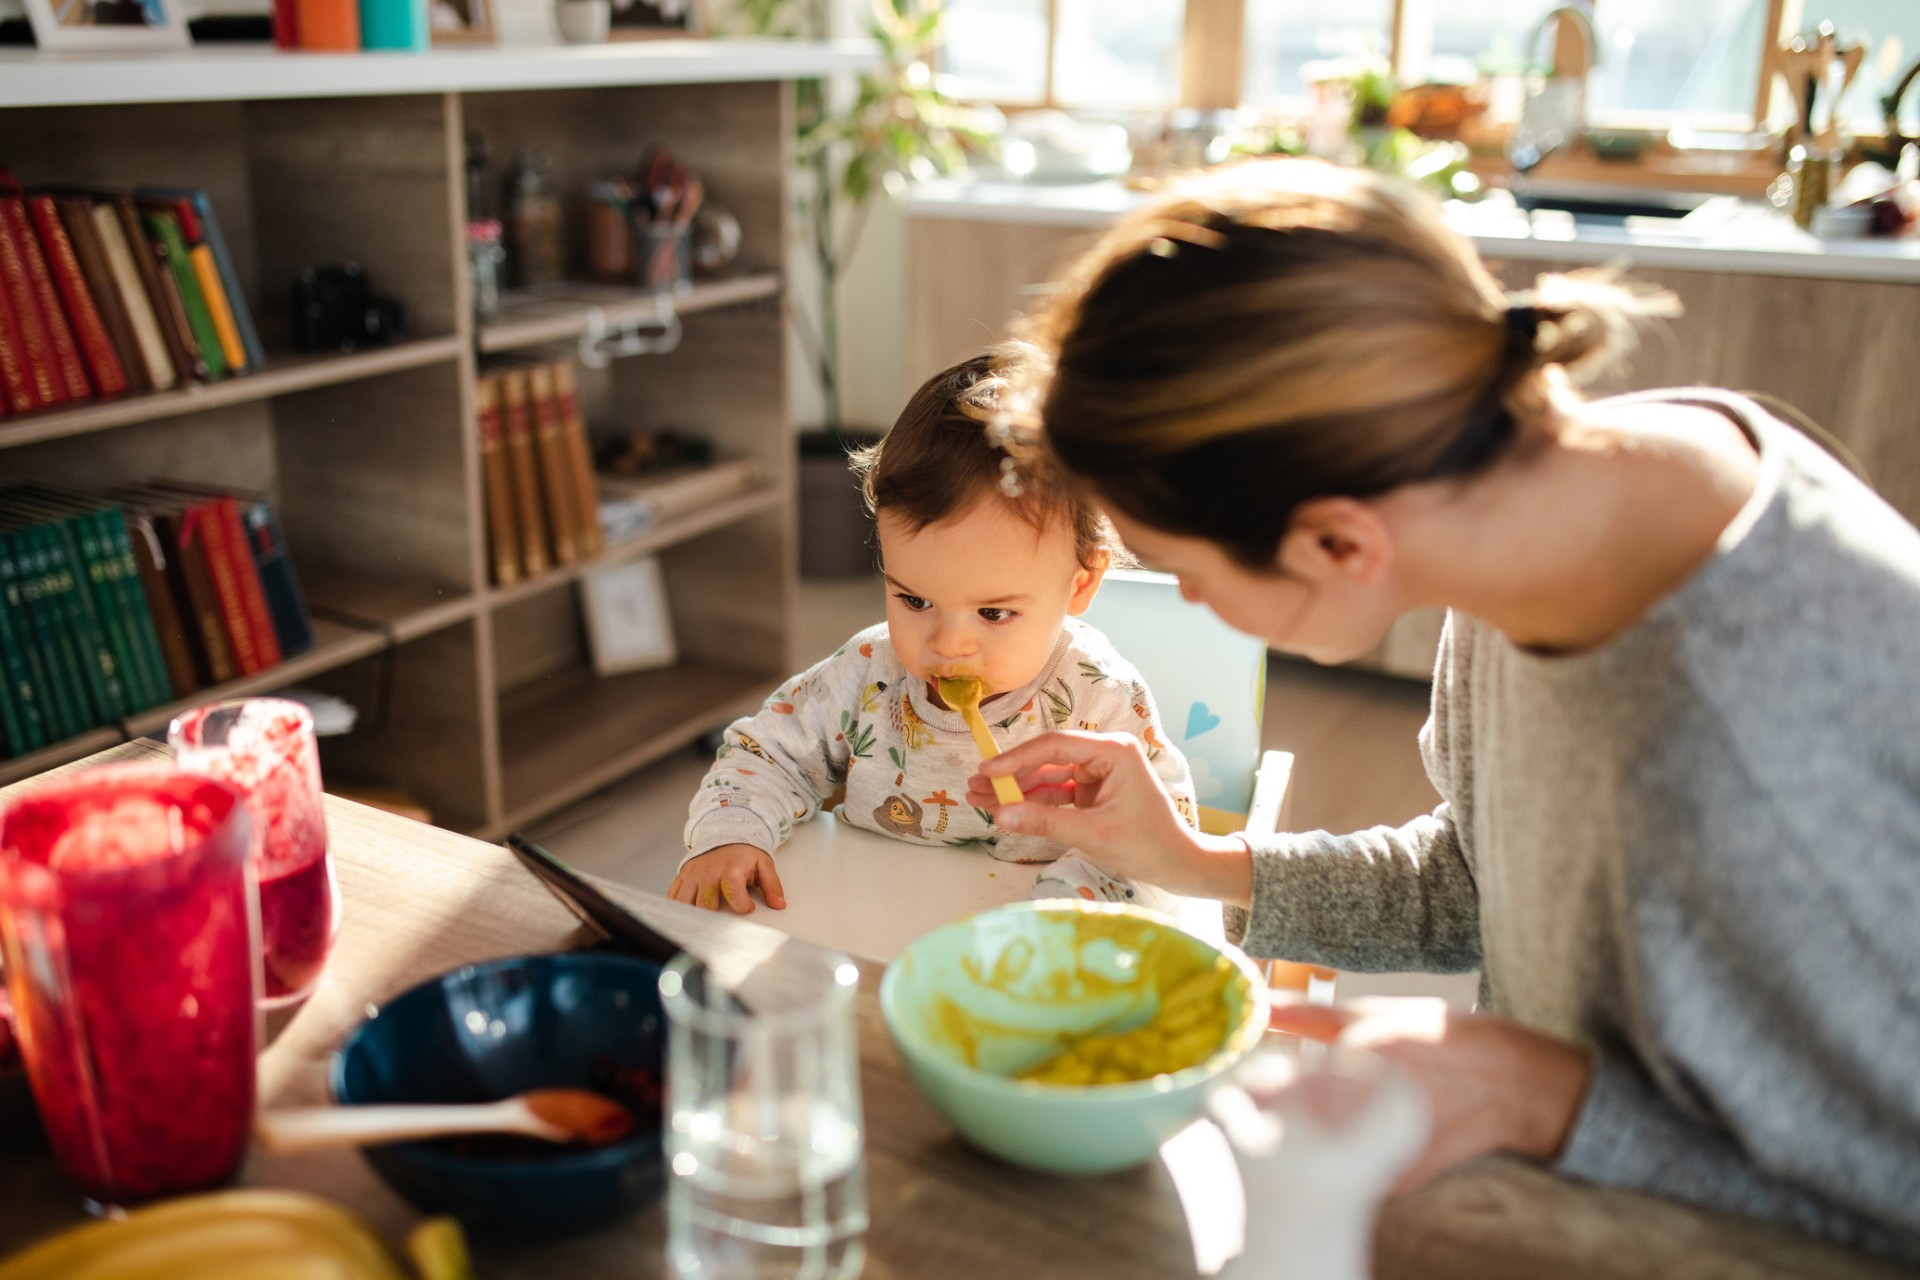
[1242, 391, 1920, 1262]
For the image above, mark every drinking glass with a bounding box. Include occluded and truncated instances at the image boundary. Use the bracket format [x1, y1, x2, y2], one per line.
[171, 698, 338, 1006]
[1207, 1041, 1429, 1280]
[660, 949, 868, 1280]
[0, 766, 259, 1205]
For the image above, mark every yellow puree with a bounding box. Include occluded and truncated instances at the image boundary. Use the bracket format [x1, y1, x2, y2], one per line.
[931, 913, 1244, 1086]
[1015, 959, 1236, 1085]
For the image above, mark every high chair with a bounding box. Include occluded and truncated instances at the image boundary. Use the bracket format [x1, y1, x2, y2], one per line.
[752, 573, 1329, 999]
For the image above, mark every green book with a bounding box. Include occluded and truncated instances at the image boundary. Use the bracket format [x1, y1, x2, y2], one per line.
[1, 498, 129, 723]
[14, 484, 174, 711]
[96, 507, 176, 708]
[24, 520, 117, 727]
[3, 526, 85, 741]
[0, 531, 54, 752]
[2, 529, 69, 744]
[143, 211, 227, 382]
[0, 534, 39, 757]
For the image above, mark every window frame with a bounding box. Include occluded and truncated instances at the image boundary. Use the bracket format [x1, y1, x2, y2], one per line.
[943, 0, 1892, 146]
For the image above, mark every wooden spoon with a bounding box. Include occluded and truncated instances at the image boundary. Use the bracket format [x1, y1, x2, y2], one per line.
[938, 675, 1026, 806]
[256, 1089, 635, 1154]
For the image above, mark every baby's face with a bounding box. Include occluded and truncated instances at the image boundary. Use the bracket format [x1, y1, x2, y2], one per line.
[878, 494, 1103, 705]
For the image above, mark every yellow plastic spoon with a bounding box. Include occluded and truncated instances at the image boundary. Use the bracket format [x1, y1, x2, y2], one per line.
[939, 675, 1026, 806]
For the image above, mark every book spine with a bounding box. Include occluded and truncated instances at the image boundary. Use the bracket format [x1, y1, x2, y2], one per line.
[28, 197, 128, 399]
[59, 510, 138, 714]
[124, 512, 199, 698]
[0, 203, 61, 407]
[476, 374, 521, 586]
[238, 494, 312, 657]
[93, 509, 171, 709]
[188, 244, 247, 374]
[552, 360, 605, 558]
[24, 526, 101, 732]
[167, 511, 239, 685]
[527, 363, 579, 566]
[0, 261, 38, 413]
[217, 496, 281, 668]
[3, 199, 91, 405]
[146, 213, 227, 381]
[118, 198, 203, 383]
[46, 516, 128, 720]
[8, 532, 73, 741]
[57, 197, 146, 394]
[273, 0, 299, 47]
[2, 533, 61, 746]
[499, 369, 550, 577]
[192, 196, 266, 372]
[0, 534, 41, 755]
[190, 501, 263, 675]
[92, 202, 176, 391]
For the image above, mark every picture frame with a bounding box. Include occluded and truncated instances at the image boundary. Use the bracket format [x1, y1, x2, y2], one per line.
[428, 0, 495, 45]
[608, 0, 701, 42]
[580, 556, 678, 677]
[24, 0, 189, 52]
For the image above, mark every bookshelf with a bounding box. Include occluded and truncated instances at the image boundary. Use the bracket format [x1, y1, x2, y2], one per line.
[0, 43, 869, 835]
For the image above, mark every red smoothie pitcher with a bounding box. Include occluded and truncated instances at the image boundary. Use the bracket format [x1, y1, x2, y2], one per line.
[0, 766, 259, 1205]
[171, 699, 338, 1006]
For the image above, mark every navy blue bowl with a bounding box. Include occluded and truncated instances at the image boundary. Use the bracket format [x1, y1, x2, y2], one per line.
[330, 951, 668, 1240]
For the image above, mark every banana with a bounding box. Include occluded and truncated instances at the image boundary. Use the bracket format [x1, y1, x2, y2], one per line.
[0, 1189, 416, 1280]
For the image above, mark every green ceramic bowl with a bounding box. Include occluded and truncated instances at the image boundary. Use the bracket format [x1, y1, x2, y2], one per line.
[880, 901, 1267, 1174]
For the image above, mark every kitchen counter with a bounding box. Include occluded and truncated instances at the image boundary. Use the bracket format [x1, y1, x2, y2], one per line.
[906, 176, 1920, 285]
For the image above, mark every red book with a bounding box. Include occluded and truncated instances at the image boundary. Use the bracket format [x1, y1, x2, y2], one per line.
[26, 196, 127, 399]
[273, 0, 299, 47]
[184, 498, 266, 675]
[0, 199, 63, 407]
[213, 494, 282, 669]
[2, 198, 90, 405]
[0, 269, 35, 413]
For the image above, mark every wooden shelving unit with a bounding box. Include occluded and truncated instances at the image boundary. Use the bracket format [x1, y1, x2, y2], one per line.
[0, 46, 844, 832]
[479, 274, 783, 355]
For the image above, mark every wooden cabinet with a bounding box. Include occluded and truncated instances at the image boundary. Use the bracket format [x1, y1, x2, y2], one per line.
[0, 51, 856, 836]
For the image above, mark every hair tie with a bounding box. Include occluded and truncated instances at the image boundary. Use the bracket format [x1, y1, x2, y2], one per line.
[1504, 300, 1542, 358]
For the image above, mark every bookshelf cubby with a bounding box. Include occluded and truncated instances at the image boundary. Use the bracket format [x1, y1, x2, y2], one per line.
[0, 43, 870, 836]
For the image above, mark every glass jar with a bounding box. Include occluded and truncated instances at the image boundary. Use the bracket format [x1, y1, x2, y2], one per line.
[171, 698, 338, 1007]
[503, 149, 565, 289]
[0, 766, 259, 1205]
[467, 218, 506, 321]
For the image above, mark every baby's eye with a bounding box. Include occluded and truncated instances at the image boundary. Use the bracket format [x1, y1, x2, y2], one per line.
[894, 593, 930, 612]
[978, 608, 1016, 624]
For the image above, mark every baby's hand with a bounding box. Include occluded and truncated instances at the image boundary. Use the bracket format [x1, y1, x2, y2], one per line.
[668, 843, 788, 915]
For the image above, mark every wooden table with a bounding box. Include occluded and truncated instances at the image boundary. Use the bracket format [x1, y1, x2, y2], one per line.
[0, 742, 1910, 1279]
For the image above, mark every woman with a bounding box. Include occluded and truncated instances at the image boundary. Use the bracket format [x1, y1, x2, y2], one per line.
[967, 160, 1920, 1261]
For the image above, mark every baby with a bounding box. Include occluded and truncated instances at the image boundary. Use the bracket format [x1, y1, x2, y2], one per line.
[669, 347, 1196, 914]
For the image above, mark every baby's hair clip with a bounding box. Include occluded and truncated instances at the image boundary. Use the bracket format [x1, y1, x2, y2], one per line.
[999, 456, 1024, 498]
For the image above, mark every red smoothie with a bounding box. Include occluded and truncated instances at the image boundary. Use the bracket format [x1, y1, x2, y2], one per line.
[0, 768, 258, 1204]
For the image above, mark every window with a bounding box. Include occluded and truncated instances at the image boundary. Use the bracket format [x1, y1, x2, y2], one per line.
[941, 0, 1920, 143]
[940, 0, 1183, 108]
[942, 0, 1049, 103]
[1807, 1, 1920, 132]
[1242, 0, 1393, 105]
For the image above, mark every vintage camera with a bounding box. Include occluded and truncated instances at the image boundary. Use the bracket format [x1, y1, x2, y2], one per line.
[291, 263, 406, 352]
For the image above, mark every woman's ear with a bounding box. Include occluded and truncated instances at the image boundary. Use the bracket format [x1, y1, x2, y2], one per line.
[1066, 549, 1111, 616]
[1278, 498, 1393, 587]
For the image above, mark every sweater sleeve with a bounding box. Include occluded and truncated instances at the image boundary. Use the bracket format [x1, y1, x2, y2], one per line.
[681, 639, 865, 865]
[1558, 1052, 1920, 1263]
[1238, 807, 1482, 972]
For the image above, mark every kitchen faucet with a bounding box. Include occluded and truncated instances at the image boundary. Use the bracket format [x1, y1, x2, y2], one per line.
[1509, 3, 1601, 173]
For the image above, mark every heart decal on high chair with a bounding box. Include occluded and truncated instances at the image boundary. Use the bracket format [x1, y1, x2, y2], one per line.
[1185, 702, 1222, 739]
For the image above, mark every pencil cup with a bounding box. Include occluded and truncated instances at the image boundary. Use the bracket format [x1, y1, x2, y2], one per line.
[637, 222, 693, 295]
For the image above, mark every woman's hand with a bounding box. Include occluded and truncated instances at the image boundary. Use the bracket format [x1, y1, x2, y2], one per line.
[667, 843, 787, 915]
[1267, 997, 1592, 1192]
[967, 730, 1253, 904]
